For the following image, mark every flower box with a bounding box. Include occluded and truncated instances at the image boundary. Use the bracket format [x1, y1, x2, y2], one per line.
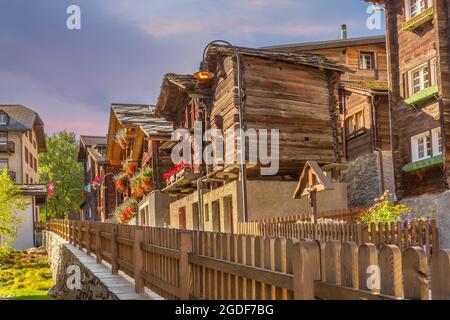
[402, 154, 443, 173]
[402, 6, 434, 32]
[404, 85, 438, 108]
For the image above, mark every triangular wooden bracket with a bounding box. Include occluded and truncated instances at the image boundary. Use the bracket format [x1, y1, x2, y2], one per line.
[293, 161, 333, 199]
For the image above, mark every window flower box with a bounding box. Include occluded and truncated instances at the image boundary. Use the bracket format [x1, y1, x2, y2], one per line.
[402, 6, 434, 32]
[402, 154, 443, 173]
[404, 85, 438, 108]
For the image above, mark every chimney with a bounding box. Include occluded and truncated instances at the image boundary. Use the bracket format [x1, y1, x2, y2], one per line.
[341, 24, 348, 40]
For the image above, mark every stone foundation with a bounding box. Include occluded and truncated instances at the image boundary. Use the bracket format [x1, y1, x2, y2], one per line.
[401, 191, 450, 249]
[43, 231, 162, 300]
[343, 152, 382, 208]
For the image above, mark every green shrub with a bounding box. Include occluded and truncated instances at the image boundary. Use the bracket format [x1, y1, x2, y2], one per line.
[358, 191, 410, 225]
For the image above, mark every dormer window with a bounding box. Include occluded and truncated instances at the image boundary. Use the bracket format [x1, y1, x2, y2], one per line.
[0, 113, 8, 125]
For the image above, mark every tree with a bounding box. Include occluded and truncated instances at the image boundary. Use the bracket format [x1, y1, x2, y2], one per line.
[39, 131, 84, 220]
[0, 169, 28, 250]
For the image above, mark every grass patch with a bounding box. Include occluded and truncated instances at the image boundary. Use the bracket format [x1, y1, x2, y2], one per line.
[0, 249, 55, 300]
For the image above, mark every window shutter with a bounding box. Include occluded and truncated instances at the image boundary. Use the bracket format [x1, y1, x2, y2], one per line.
[402, 72, 409, 98]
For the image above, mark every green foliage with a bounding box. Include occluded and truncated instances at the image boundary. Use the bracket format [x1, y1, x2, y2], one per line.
[0, 169, 28, 249]
[38, 131, 84, 220]
[358, 191, 410, 225]
[0, 250, 54, 300]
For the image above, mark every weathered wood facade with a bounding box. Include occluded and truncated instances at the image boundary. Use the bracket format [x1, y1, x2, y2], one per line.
[365, 0, 446, 198]
[205, 45, 347, 178]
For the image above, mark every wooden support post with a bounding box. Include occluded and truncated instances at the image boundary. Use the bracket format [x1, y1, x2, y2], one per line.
[78, 221, 82, 250]
[95, 223, 102, 264]
[292, 240, 320, 300]
[134, 227, 145, 293]
[179, 231, 193, 300]
[111, 225, 119, 275]
[68, 221, 72, 245]
[86, 221, 92, 255]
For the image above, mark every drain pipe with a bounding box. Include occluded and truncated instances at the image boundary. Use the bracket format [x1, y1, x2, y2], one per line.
[371, 94, 386, 194]
[197, 176, 208, 231]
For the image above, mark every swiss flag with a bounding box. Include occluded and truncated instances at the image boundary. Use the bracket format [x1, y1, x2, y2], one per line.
[47, 182, 56, 199]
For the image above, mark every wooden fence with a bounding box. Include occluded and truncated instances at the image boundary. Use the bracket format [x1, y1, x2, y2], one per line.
[44, 220, 448, 300]
[296, 240, 450, 300]
[252, 208, 367, 224]
[236, 219, 439, 261]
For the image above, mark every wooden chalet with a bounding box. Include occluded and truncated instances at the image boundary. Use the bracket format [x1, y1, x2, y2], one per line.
[168, 45, 350, 232]
[267, 32, 393, 207]
[363, 0, 447, 198]
[105, 103, 174, 225]
[77, 135, 110, 221]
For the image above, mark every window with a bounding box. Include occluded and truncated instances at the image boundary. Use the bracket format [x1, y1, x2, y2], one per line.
[25, 174, 29, 184]
[411, 131, 434, 162]
[432, 127, 443, 156]
[0, 113, 8, 125]
[30, 178, 34, 184]
[0, 132, 6, 142]
[0, 160, 7, 171]
[24, 147, 29, 164]
[345, 111, 365, 136]
[34, 157, 37, 172]
[359, 52, 375, 70]
[28, 132, 32, 144]
[405, 60, 438, 97]
[407, 0, 428, 19]
[412, 65, 429, 95]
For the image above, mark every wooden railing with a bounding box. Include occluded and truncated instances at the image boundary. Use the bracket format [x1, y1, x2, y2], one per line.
[44, 220, 449, 300]
[237, 219, 439, 261]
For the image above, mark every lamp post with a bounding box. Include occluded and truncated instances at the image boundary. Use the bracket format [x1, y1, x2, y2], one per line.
[194, 40, 249, 222]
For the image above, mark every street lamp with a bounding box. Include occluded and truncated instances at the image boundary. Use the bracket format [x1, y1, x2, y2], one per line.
[194, 40, 249, 222]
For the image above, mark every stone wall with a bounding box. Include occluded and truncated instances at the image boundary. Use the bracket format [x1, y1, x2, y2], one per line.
[43, 231, 160, 300]
[401, 191, 450, 249]
[343, 152, 382, 208]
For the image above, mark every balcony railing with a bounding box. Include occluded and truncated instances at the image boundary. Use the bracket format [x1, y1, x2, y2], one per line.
[402, 6, 434, 32]
[0, 141, 15, 153]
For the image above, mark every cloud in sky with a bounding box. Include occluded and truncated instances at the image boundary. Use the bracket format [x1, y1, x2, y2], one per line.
[0, 0, 384, 136]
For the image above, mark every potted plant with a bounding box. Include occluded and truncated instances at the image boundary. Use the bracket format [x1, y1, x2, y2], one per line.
[114, 128, 128, 149]
[141, 167, 153, 192]
[123, 159, 137, 179]
[113, 199, 138, 225]
[130, 175, 144, 198]
[91, 177, 103, 190]
[114, 172, 126, 193]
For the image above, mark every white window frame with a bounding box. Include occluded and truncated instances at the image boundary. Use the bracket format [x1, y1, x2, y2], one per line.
[411, 131, 432, 162]
[409, 63, 431, 96]
[432, 127, 443, 156]
[0, 114, 8, 125]
[405, 0, 432, 20]
[359, 52, 375, 70]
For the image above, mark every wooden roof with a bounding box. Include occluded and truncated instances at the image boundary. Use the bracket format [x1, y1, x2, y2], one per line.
[341, 80, 389, 93]
[263, 35, 386, 52]
[206, 44, 350, 73]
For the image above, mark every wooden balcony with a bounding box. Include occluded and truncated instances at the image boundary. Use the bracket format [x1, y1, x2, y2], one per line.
[162, 167, 202, 194]
[402, 6, 434, 32]
[0, 141, 15, 153]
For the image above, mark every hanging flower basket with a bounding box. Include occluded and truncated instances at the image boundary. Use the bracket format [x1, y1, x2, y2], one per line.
[91, 177, 103, 191]
[123, 159, 137, 179]
[140, 167, 153, 192]
[113, 199, 138, 225]
[114, 172, 127, 193]
[130, 175, 145, 198]
[114, 128, 128, 149]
